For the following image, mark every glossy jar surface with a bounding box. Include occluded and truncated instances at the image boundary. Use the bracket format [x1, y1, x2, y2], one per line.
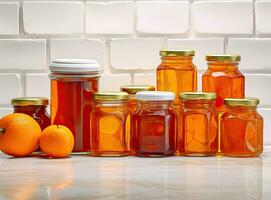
[178, 92, 218, 156]
[132, 91, 176, 157]
[157, 50, 197, 106]
[202, 55, 245, 111]
[49, 59, 100, 153]
[221, 98, 263, 157]
[11, 97, 50, 130]
[90, 92, 130, 157]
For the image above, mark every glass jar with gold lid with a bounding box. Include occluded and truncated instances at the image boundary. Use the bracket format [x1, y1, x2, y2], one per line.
[221, 97, 263, 157]
[178, 92, 218, 156]
[157, 50, 197, 107]
[202, 55, 245, 111]
[90, 92, 130, 156]
[11, 97, 50, 130]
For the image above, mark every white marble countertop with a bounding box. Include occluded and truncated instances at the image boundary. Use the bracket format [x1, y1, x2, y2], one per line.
[1, 148, 271, 200]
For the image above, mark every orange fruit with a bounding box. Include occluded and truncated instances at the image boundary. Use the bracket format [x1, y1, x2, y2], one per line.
[40, 125, 74, 158]
[0, 113, 41, 157]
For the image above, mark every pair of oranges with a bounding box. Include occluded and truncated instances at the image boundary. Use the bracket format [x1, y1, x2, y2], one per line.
[0, 113, 74, 158]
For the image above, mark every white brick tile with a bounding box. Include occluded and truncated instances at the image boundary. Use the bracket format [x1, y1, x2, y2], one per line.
[167, 38, 224, 70]
[110, 38, 163, 70]
[136, 1, 189, 34]
[0, 74, 20, 105]
[245, 74, 271, 106]
[0, 3, 19, 35]
[23, 2, 83, 34]
[258, 108, 271, 145]
[193, 1, 253, 34]
[100, 74, 131, 91]
[134, 73, 156, 86]
[256, 1, 271, 34]
[228, 38, 271, 71]
[0, 108, 13, 118]
[86, 2, 134, 34]
[0, 39, 46, 70]
[26, 73, 50, 98]
[50, 39, 105, 68]
[198, 73, 202, 91]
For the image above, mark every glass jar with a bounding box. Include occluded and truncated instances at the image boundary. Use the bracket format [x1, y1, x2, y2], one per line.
[178, 92, 218, 156]
[11, 97, 50, 130]
[120, 85, 155, 113]
[132, 91, 176, 157]
[221, 98, 263, 157]
[90, 92, 130, 157]
[49, 59, 100, 153]
[202, 55, 245, 111]
[157, 50, 197, 107]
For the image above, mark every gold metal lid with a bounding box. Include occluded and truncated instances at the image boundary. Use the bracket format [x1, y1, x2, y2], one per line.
[206, 55, 241, 62]
[180, 92, 217, 100]
[93, 92, 129, 101]
[11, 97, 49, 106]
[120, 85, 155, 94]
[160, 50, 195, 57]
[224, 97, 260, 106]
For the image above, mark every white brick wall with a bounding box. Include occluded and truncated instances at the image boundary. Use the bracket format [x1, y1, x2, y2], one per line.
[0, 0, 270, 144]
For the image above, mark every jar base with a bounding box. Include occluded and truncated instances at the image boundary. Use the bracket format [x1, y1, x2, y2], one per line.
[223, 153, 262, 157]
[135, 153, 174, 157]
[90, 151, 130, 157]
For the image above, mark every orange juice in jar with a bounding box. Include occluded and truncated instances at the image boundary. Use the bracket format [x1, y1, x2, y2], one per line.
[90, 92, 130, 156]
[157, 50, 197, 108]
[221, 98, 263, 157]
[202, 55, 245, 111]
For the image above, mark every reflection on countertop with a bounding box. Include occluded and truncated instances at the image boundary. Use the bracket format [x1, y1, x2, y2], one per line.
[1, 147, 271, 200]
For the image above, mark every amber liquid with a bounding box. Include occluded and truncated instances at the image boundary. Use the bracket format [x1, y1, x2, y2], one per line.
[178, 100, 218, 156]
[51, 78, 98, 152]
[157, 56, 197, 105]
[132, 101, 176, 157]
[90, 102, 129, 156]
[221, 107, 263, 157]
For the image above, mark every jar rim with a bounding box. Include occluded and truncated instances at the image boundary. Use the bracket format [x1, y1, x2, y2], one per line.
[160, 49, 195, 57]
[136, 91, 175, 101]
[224, 97, 259, 106]
[120, 85, 155, 94]
[180, 92, 217, 100]
[206, 55, 241, 62]
[11, 97, 49, 106]
[93, 92, 129, 101]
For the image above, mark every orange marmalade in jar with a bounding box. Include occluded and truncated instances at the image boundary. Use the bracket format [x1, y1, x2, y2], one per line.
[49, 59, 100, 153]
[90, 92, 130, 156]
[120, 85, 155, 113]
[178, 92, 218, 156]
[221, 98, 263, 157]
[157, 50, 197, 107]
[202, 55, 245, 111]
[132, 91, 176, 157]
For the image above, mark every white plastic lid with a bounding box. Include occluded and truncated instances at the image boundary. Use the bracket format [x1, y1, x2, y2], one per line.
[49, 59, 100, 73]
[136, 91, 175, 101]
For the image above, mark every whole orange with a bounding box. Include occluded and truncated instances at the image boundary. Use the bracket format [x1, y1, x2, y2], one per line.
[0, 113, 41, 157]
[40, 125, 74, 158]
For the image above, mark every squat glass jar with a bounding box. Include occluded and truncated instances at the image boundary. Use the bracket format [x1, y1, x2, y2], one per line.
[49, 59, 100, 153]
[157, 50, 197, 107]
[132, 91, 177, 157]
[178, 92, 218, 156]
[11, 97, 50, 130]
[221, 98, 263, 157]
[90, 92, 130, 157]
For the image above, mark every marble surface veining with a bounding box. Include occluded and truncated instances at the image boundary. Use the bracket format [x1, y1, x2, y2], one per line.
[1, 148, 271, 200]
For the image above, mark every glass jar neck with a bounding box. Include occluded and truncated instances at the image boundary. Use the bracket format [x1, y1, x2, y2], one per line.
[94, 100, 128, 107]
[182, 99, 215, 109]
[226, 105, 257, 113]
[138, 100, 173, 109]
[207, 61, 239, 71]
[13, 105, 46, 113]
[161, 56, 193, 65]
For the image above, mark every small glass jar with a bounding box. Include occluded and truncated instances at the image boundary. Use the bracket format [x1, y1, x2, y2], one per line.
[221, 98, 263, 157]
[49, 59, 100, 153]
[202, 55, 245, 111]
[90, 92, 130, 156]
[120, 85, 155, 113]
[132, 91, 176, 157]
[157, 50, 197, 107]
[178, 92, 218, 156]
[11, 97, 51, 130]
